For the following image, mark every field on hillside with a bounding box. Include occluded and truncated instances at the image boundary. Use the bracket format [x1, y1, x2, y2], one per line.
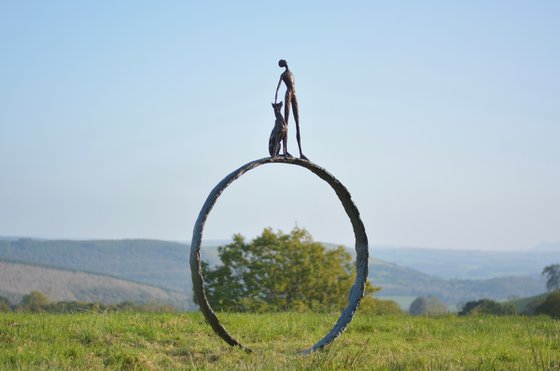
[1, 312, 559, 369]
[0, 261, 191, 309]
[0, 239, 549, 307]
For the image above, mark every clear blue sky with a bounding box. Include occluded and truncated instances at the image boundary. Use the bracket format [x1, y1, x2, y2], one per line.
[1, 1, 558, 250]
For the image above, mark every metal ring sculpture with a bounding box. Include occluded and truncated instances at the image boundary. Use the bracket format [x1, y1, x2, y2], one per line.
[190, 157, 369, 354]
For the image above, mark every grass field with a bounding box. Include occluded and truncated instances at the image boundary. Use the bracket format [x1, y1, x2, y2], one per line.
[1, 312, 559, 369]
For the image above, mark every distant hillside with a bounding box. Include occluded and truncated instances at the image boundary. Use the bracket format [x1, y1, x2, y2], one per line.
[0, 259, 192, 309]
[0, 238, 192, 293]
[533, 242, 560, 252]
[370, 258, 545, 304]
[505, 292, 549, 313]
[0, 238, 549, 306]
[373, 245, 560, 279]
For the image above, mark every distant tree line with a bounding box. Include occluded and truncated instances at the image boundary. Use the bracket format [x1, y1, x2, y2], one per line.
[406, 263, 560, 318]
[0, 291, 178, 313]
[521, 291, 560, 319]
[458, 299, 516, 316]
[455, 265, 560, 318]
[406, 293, 559, 319]
[456, 293, 560, 319]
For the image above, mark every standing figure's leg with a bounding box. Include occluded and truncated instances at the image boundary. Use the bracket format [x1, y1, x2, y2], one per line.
[284, 91, 291, 128]
[283, 91, 292, 157]
[291, 95, 307, 160]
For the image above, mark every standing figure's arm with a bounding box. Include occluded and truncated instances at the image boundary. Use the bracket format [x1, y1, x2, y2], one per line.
[274, 77, 283, 103]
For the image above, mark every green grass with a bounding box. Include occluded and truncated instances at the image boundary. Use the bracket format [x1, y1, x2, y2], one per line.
[0, 312, 559, 369]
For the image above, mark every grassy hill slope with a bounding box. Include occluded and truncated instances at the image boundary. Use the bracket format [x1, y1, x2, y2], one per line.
[0, 238, 548, 306]
[505, 292, 549, 313]
[0, 238, 191, 293]
[0, 260, 192, 309]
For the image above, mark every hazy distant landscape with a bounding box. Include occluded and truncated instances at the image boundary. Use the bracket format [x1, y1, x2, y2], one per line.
[1, 237, 556, 309]
[374, 243, 560, 279]
[0, 260, 190, 309]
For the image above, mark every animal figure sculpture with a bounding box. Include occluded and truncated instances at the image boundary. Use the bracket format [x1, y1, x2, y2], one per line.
[268, 102, 291, 158]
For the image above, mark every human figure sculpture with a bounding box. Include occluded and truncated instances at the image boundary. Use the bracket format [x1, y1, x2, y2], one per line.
[269, 102, 291, 158]
[275, 59, 308, 160]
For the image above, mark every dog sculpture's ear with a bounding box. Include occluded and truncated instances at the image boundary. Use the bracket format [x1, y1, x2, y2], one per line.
[278, 101, 283, 108]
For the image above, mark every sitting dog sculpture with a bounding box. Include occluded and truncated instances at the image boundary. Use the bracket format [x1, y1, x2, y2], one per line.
[268, 102, 291, 158]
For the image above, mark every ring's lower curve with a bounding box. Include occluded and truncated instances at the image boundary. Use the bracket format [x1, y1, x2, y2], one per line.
[189, 157, 369, 354]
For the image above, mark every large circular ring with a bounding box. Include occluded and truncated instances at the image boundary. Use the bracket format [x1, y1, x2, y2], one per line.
[190, 157, 369, 354]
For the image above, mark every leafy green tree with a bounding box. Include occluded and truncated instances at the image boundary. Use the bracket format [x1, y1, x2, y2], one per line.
[18, 291, 50, 312]
[534, 290, 560, 319]
[0, 296, 11, 312]
[409, 296, 448, 316]
[200, 227, 378, 312]
[459, 299, 516, 316]
[542, 264, 560, 291]
[524, 296, 546, 315]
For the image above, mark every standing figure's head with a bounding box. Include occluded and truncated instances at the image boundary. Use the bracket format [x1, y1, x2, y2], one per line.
[278, 59, 288, 68]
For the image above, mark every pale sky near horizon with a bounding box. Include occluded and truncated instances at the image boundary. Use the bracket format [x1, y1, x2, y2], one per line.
[1, 1, 559, 251]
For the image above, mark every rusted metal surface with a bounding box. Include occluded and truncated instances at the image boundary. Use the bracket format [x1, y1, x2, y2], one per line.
[190, 157, 369, 353]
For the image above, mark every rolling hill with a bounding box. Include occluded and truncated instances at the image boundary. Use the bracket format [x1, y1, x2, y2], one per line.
[373, 244, 560, 279]
[505, 292, 549, 314]
[0, 238, 191, 293]
[0, 259, 192, 309]
[371, 258, 545, 304]
[0, 238, 549, 307]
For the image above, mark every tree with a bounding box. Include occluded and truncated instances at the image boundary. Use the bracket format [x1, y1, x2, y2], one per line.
[534, 290, 560, 319]
[459, 299, 516, 316]
[524, 296, 546, 315]
[409, 296, 448, 316]
[542, 264, 560, 292]
[200, 227, 378, 312]
[0, 296, 11, 312]
[18, 291, 50, 312]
